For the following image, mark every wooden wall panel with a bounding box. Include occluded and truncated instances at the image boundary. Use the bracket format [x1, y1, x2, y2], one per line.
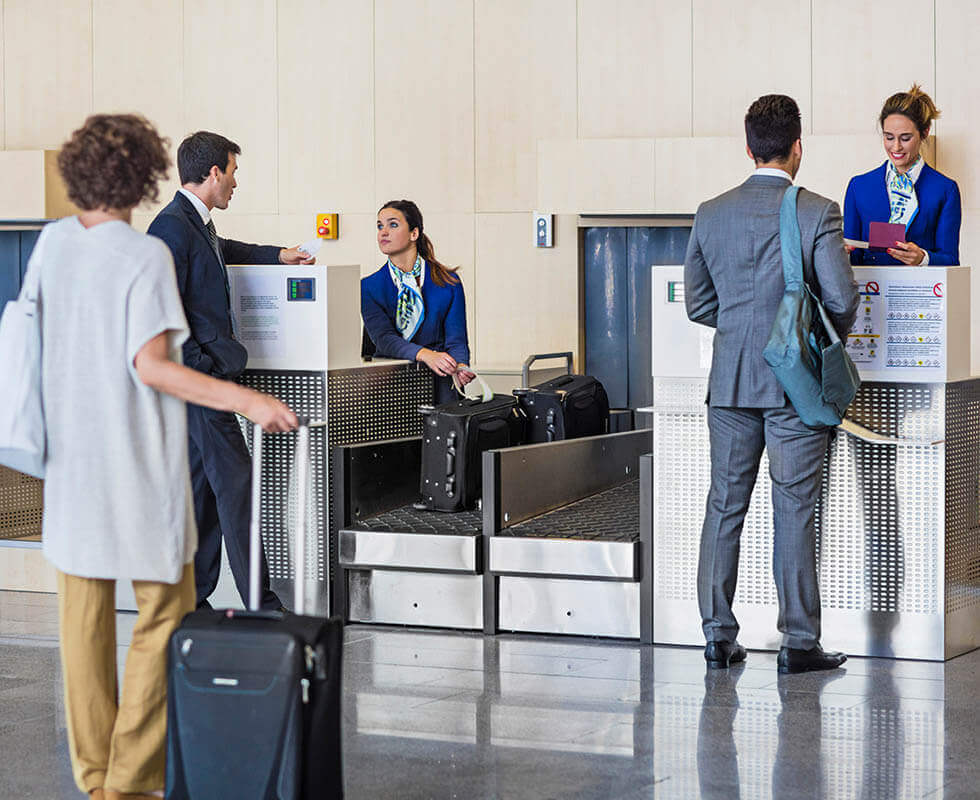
[795, 134, 886, 209]
[4, 0, 93, 149]
[475, 0, 576, 212]
[692, 0, 810, 137]
[278, 0, 374, 215]
[474, 213, 577, 368]
[537, 139, 656, 213]
[812, 0, 934, 135]
[935, 0, 978, 209]
[654, 137, 747, 213]
[182, 0, 278, 215]
[375, 0, 474, 215]
[0, 7, 4, 150]
[578, 0, 692, 139]
[93, 0, 183, 215]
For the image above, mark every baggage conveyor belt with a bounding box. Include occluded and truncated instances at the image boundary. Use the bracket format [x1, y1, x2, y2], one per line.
[498, 479, 639, 542]
[333, 430, 653, 638]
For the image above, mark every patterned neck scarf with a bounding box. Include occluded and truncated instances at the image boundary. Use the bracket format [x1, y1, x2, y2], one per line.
[886, 156, 924, 228]
[389, 256, 425, 340]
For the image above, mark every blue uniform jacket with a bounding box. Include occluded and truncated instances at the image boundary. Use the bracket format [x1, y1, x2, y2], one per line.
[843, 162, 961, 266]
[147, 192, 282, 378]
[361, 262, 470, 365]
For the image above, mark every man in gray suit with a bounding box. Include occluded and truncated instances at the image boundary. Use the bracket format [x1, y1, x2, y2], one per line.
[684, 95, 859, 674]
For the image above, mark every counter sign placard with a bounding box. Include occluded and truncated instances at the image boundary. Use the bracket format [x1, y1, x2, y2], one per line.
[847, 266, 960, 382]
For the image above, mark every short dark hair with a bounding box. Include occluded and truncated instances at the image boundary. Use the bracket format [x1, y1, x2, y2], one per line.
[177, 131, 240, 184]
[58, 114, 170, 211]
[744, 95, 801, 163]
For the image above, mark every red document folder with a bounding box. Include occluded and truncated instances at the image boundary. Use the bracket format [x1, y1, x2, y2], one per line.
[868, 221, 906, 252]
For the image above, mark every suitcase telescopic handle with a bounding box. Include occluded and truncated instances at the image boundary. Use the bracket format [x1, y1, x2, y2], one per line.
[248, 418, 315, 614]
[521, 352, 573, 388]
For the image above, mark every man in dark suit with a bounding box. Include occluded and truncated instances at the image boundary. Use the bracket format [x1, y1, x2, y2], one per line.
[148, 131, 314, 610]
[684, 96, 859, 674]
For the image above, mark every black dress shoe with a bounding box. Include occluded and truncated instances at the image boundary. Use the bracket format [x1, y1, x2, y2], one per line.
[777, 645, 847, 674]
[704, 640, 747, 669]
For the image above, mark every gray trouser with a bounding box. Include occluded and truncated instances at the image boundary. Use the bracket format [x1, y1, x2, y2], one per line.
[698, 405, 829, 649]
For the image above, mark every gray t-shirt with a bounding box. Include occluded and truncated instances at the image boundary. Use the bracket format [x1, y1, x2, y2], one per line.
[37, 217, 197, 583]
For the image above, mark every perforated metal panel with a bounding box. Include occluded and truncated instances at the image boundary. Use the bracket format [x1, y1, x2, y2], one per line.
[0, 467, 42, 540]
[238, 363, 434, 606]
[652, 409, 778, 608]
[945, 380, 980, 614]
[652, 379, 962, 634]
[238, 370, 327, 584]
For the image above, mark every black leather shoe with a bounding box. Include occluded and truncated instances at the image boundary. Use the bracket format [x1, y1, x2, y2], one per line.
[777, 645, 847, 674]
[704, 641, 747, 669]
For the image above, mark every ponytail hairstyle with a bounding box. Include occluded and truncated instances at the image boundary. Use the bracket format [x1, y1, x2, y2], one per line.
[879, 84, 940, 138]
[378, 199, 460, 287]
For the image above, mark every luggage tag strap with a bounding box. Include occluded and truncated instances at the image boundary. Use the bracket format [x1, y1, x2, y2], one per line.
[452, 369, 494, 402]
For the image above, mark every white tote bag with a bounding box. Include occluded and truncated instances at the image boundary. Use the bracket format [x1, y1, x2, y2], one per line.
[0, 238, 45, 478]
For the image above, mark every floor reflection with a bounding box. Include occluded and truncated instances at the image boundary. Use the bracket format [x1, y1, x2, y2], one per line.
[0, 598, 970, 799]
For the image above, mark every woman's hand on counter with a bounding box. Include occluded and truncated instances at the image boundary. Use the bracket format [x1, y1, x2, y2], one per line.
[417, 348, 457, 376]
[886, 240, 926, 265]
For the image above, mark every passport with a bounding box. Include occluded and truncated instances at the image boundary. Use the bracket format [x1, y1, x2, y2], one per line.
[868, 221, 906, 252]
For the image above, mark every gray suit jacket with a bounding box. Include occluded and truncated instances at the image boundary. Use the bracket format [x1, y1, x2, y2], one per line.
[684, 174, 859, 408]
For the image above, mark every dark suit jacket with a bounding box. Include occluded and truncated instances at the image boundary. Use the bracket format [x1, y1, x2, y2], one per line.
[684, 174, 859, 408]
[361, 262, 470, 365]
[147, 192, 282, 378]
[844, 162, 961, 266]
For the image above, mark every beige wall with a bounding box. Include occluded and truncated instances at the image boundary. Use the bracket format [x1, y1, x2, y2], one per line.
[2, 0, 977, 369]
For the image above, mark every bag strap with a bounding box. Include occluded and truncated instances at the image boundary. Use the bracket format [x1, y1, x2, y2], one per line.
[452, 369, 494, 402]
[779, 185, 804, 288]
[781, 185, 842, 344]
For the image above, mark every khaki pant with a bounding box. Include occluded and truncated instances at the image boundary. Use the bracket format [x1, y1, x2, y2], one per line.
[57, 565, 195, 795]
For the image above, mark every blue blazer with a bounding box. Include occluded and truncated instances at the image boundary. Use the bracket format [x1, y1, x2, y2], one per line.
[147, 192, 282, 378]
[843, 162, 961, 266]
[361, 262, 470, 365]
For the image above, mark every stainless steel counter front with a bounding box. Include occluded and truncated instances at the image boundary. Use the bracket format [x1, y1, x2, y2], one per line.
[648, 376, 980, 660]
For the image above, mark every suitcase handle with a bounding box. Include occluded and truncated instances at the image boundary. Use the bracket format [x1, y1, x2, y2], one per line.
[248, 417, 314, 614]
[521, 352, 573, 388]
[452, 369, 494, 402]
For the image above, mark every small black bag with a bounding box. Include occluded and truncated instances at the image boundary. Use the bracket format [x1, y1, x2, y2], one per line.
[418, 390, 526, 512]
[514, 374, 610, 444]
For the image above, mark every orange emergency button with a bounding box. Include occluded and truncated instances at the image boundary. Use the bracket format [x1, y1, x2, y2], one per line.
[316, 213, 339, 239]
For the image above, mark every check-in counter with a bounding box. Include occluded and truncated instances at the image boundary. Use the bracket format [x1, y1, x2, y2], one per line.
[646, 264, 979, 660]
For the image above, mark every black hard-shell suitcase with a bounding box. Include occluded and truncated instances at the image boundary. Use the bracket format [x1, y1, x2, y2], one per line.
[514, 353, 610, 443]
[418, 391, 526, 512]
[166, 421, 344, 800]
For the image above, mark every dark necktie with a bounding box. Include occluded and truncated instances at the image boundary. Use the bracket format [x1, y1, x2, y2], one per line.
[205, 218, 236, 336]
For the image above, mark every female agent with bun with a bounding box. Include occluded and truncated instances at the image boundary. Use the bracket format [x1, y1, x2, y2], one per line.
[844, 84, 961, 266]
[361, 199, 474, 403]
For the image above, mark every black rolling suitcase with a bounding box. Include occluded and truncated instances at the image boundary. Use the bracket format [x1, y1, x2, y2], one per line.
[166, 421, 344, 800]
[418, 374, 526, 512]
[513, 352, 610, 443]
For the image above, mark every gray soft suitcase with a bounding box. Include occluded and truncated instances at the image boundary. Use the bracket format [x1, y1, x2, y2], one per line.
[166, 421, 344, 799]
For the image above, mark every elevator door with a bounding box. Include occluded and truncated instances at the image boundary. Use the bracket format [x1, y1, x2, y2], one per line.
[584, 226, 691, 409]
[0, 228, 44, 306]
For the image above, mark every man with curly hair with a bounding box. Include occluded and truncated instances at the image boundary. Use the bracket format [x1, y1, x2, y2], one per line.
[38, 114, 297, 799]
[148, 131, 313, 612]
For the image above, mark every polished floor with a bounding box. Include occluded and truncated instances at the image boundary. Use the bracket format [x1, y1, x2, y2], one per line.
[1, 589, 979, 799]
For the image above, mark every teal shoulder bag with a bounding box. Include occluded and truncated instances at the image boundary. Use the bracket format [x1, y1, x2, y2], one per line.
[762, 186, 860, 429]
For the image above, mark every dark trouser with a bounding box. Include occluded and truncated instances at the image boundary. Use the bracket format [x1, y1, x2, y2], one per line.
[698, 404, 829, 650]
[187, 404, 281, 610]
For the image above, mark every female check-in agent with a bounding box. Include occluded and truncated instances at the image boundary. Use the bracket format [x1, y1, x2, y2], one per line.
[361, 199, 475, 404]
[844, 84, 961, 266]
